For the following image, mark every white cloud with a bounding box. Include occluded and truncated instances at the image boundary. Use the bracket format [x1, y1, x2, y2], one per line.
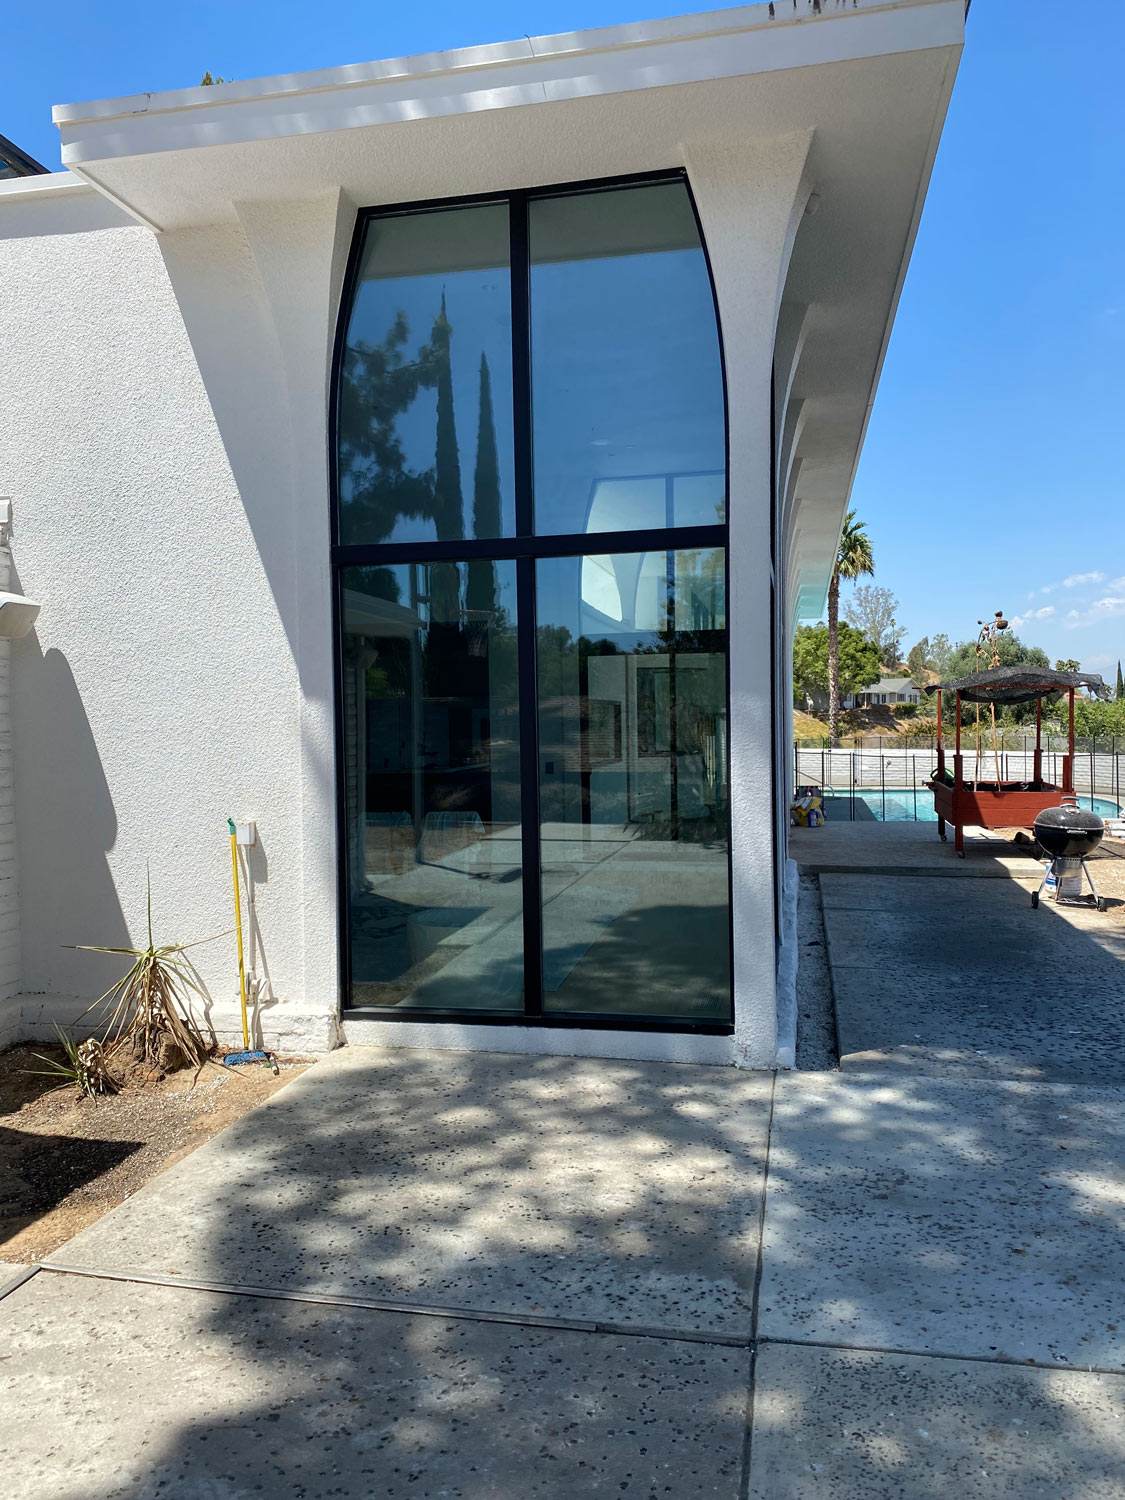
[1063, 596, 1125, 629]
[1027, 570, 1120, 602]
[1010, 605, 1056, 629]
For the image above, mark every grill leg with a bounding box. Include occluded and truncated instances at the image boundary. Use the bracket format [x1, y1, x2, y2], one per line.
[1083, 859, 1107, 910]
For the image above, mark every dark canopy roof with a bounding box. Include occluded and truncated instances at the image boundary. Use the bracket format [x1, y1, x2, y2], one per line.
[925, 665, 1109, 705]
[0, 132, 48, 179]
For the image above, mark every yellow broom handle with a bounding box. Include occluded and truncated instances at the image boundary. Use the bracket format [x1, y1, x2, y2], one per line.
[229, 822, 249, 1050]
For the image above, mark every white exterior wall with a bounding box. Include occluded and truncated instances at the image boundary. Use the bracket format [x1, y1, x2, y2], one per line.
[0, 212, 338, 1051]
[0, 151, 804, 1064]
[0, 543, 19, 1043]
[685, 133, 811, 1067]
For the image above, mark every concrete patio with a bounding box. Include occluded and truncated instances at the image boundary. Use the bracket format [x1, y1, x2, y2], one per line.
[3, 824, 1125, 1496]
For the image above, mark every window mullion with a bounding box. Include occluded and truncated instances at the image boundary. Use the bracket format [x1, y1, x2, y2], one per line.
[517, 554, 544, 1018]
[509, 191, 544, 1019]
[510, 190, 533, 537]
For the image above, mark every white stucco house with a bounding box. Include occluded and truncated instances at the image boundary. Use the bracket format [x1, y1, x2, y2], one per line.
[846, 676, 924, 709]
[0, 0, 964, 1068]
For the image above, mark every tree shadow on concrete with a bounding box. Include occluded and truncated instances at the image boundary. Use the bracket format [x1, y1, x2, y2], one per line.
[16, 1041, 766, 1497]
[750, 1068, 1125, 1493]
[8, 877, 1125, 1496]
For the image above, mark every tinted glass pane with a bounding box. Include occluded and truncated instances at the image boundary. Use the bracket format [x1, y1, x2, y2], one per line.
[341, 561, 522, 1010]
[530, 183, 725, 536]
[536, 548, 730, 1020]
[337, 204, 515, 544]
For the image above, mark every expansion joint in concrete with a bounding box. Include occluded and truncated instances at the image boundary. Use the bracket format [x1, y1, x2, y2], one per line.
[37, 1261, 754, 1350]
[758, 1331, 1124, 1380]
[0, 1265, 39, 1303]
[740, 1070, 778, 1500]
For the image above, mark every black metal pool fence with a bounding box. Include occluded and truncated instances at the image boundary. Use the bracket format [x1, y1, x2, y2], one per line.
[793, 737, 1125, 824]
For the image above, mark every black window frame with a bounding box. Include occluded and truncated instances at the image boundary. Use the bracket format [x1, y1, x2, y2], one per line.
[329, 168, 733, 1035]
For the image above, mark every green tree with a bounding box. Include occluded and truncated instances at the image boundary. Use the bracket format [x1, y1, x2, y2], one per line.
[843, 584, 904, 667]
[337, 309, 437, 544]
[199, 72, 226, 85]
[906, 637, 932, 689]
[1074, 696, 1125, 738]
[944, 632, 1050, 682]
[929, 632, 954, 679]
[794, 621, 881, 713]
[940, 633, 1051, 725]
[1116, 660, 1123, 700]
[1055, 658, 1080, 673]
[827, 511, 874, 745]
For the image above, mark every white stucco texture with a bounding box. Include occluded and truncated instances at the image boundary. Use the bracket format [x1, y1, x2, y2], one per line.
[0, 221, 328, 1036]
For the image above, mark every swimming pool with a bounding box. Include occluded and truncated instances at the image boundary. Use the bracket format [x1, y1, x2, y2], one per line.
[822, 791, 1122, 824]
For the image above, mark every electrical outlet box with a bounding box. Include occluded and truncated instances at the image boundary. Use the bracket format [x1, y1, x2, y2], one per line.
[234, 821, 257, 847]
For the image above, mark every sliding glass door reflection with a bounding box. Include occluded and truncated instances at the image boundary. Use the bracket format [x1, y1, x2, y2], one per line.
[341, 562, 523, 1010]
[536, 549, 730, 1020]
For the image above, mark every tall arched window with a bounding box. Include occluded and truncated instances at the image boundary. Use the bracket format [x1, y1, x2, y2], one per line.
[333, 173, 730, 1029]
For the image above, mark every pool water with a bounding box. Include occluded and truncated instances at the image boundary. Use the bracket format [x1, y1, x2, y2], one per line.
[822, 791, 1122, 824]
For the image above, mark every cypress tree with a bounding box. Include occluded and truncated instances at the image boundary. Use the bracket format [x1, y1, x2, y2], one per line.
[466, 352, 500, 617]
[1117, 660, 1123, 700]
[428, 292, 463, 626]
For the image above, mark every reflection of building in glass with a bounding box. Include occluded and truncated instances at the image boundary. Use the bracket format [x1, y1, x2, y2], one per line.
[335, 176, 734, 1025]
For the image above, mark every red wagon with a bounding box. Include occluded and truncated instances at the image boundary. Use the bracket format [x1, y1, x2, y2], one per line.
[925, 666, 1108, 857]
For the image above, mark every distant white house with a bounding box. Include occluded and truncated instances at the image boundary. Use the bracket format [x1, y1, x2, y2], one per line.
[846, 677, 923, 709]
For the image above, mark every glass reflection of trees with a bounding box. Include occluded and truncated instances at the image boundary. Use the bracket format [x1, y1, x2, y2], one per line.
[339, 297, 501, 619]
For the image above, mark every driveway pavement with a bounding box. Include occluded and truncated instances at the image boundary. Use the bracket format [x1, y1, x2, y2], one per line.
[2, 847, 1125, 1496]
[822, 870, 1125, 1080]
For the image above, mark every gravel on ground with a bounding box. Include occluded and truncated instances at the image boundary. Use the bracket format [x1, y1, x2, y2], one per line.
[0, 1045, 306, 1262]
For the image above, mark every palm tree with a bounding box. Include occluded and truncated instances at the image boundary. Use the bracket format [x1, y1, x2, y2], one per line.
[827, 510, 874, 745]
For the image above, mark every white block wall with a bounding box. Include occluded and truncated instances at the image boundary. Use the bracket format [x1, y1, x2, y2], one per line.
[0, 545, 19, 1043]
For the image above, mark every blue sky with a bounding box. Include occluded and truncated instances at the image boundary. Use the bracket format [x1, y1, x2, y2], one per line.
[847, 1, 1125, 678]
[6, 1, 1122, 677]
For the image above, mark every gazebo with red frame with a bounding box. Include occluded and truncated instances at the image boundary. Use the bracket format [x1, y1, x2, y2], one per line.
[926, 666, 1108, 856]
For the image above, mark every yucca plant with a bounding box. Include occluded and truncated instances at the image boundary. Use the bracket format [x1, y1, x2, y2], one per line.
[27, 1025, 119, 1099]
[75, 879, 218, 1071]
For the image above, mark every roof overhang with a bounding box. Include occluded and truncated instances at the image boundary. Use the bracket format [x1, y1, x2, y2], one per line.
[47, 1, 964, 617]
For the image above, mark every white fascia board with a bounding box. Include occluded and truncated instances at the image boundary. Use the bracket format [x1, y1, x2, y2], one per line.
[55, 0, 964, 165]
[0, 169, 136, 234]
[0, 170, 93, 202]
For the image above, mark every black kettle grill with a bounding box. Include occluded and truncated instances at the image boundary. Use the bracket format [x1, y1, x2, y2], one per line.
[1031, 799, 1107, 910]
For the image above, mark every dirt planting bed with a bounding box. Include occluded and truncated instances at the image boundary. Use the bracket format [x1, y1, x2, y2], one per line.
[0, 1044, 307, 1263]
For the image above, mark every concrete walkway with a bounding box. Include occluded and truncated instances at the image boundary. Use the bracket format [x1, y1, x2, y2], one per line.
[791, 818, 1043, 877]
[2, 830, 1124, 1496]
[822, 869, 1125, 1080]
